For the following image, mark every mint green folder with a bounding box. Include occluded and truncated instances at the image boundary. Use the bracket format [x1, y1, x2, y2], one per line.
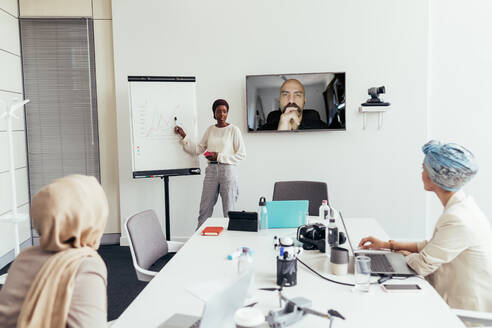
[266, 200, 309, 228]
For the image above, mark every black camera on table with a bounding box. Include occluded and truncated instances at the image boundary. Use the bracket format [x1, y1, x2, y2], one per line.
[297, 223, 346, 253]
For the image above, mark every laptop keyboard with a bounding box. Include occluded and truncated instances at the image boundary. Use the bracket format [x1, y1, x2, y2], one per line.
[366, 254, 394, 273]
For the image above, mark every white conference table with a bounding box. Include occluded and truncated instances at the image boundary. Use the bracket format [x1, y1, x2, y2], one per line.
[113, 217, 465, 328]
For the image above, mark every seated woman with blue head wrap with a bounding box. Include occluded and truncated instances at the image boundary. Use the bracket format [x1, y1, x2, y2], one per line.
[359, 140, 492, 312]
[422, 140, 478, 192]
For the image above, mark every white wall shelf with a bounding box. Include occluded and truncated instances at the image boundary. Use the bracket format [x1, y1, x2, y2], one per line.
[359, 106, 390, 130]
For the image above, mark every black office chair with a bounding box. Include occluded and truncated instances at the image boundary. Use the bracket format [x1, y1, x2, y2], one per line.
[272, 181, 329, 216]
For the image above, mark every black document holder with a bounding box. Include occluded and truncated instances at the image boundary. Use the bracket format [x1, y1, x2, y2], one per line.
[228, 211, 258, 232]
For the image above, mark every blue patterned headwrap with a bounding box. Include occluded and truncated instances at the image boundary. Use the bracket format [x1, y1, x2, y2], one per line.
[422, 140, 478, 192]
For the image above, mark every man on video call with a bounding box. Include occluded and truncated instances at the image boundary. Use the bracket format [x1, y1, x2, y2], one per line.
[259, 79, 328, 131]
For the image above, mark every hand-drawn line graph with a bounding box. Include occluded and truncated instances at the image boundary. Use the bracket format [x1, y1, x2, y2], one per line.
[134, 100, 185, 139]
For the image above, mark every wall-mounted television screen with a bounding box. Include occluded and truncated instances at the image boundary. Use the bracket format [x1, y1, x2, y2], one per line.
[246, 72, 345, 132]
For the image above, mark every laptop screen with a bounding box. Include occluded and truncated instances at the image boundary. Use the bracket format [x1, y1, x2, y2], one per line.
[338, 211, 356, 256]
[266, 200, 309, 228]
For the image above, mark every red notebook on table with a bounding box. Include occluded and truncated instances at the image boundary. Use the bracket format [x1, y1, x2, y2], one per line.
[201, 226, 224, 236]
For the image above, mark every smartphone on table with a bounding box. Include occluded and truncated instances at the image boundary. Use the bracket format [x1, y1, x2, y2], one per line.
[381, 284, 421, 292]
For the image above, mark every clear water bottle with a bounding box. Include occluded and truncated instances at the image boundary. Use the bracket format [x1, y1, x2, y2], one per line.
[319, 200, 330, 254]
[238, 247, 254, 274]
[327, 207, 339, 248]
[259, 197, 268, 230]
[319, 200, 330, 221]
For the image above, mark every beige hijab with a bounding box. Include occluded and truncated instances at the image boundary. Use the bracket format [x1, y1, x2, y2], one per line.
[17, 175, 108, 328]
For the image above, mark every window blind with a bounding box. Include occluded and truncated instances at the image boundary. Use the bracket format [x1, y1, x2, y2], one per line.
[20, 18, 100, 198]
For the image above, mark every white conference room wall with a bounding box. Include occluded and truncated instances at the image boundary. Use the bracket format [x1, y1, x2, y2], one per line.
[426, 0, 492, 233]
[0, 0, 31, 262]
[112, 0, 430, 242]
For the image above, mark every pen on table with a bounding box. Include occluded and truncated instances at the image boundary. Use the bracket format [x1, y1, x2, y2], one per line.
[244, 302, 258, 308]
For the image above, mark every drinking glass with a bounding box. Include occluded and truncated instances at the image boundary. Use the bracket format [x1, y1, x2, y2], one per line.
[354, 255, 371, 292]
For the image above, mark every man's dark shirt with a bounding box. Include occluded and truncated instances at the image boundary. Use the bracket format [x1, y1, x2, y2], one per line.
[258, 109, 328, 130]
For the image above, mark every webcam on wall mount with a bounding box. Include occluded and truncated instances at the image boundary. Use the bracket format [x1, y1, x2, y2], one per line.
[361, 86, 390, 106]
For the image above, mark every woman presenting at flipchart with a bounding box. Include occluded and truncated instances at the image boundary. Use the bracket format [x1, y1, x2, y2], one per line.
[175, 99, 246, 228]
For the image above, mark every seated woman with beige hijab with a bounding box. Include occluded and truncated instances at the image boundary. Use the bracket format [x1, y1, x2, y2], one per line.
[0, 175, 109, 328]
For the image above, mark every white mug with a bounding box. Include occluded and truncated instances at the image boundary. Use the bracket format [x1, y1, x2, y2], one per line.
[234, 307, 266, 328]
[330, 247, 349, 276]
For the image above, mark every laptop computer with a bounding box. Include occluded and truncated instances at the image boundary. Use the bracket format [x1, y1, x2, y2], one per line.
[339, 212, 415, 277]
[266, 200, 309, 228]
[159, 270, 253, 328]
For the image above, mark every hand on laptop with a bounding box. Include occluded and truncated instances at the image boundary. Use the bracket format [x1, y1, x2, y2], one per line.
[358, 236, 389, 250]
